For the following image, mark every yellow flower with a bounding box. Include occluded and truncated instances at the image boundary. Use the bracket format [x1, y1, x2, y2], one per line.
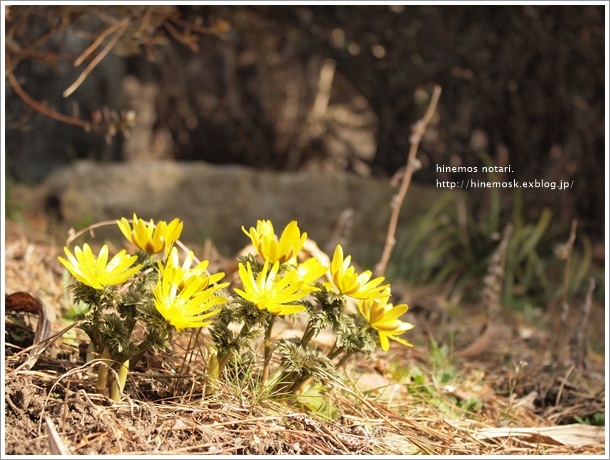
[242, 220, 307, 264]
[358, 294, 414, 351]
[234, 260, 309, 315]
[58, 243, 142, 290]
[153, 265, 226, 332]
[329, 245, 389, 299]
[291, 256, 329, 286]
[117, 213, 183, 256]
[160, 247, 227, 291]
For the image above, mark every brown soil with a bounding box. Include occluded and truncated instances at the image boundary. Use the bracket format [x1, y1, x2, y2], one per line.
[3, 219, 606, 455]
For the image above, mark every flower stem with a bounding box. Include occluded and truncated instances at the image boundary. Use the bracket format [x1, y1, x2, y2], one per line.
[96, 347, 112, 396]
[327, 340, 342, 360]
[109, 358, 130, 402]
[335, 351, 353, 369]
[299, 321, 317, 348]
[214, 320, 254, 380]
[261, 315, 276, 385]
[85, 342, 96, 363]
[128, 337, 152, 370]
[289, 375, 313, 395]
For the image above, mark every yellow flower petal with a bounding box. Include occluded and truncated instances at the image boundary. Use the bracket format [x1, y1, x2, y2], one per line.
[292, 256, 328, 285]
[330, 244, 390, 300]
[242, 220, 306, 264]
[117, 213, 183, 255]
[153, 264, 227, 332]
[235, 260, 308, 316]
[58, 244, 141, 290]
[358, 297, 414, 350]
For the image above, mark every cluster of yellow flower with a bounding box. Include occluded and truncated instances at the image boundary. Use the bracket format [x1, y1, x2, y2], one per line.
[60, 214, 228, 333]
[238, 220, 414, 351]
[58, 214, 416, 401]
[59, 215, 413, 356]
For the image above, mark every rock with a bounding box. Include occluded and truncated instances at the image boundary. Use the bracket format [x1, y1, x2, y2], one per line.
[32, 160, 455, 262]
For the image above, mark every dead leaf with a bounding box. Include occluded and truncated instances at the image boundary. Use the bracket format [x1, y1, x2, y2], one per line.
[476, 424, 605, 448]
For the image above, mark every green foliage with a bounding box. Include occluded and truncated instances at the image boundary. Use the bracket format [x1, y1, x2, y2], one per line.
[396, 359, 485, 421]
[5, 175, 25, 222]
[390, 178, 597, 311]
[460, 396, 484, 413]
[573, 412, 605, 427]
[293, 382, 337, 418]
[428, 335, 456, 383]
[275, 338, 339, 385]
[208, 299, 265, 363]
[389, 191, 466, 287]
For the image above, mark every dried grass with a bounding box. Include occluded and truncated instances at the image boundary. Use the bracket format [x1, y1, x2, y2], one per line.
[3, 220, 606, 456]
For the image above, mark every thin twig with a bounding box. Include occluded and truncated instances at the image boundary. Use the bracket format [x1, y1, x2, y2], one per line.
[11, 321, 82, 373]
[163, 19, 199, 51]
[65, 218, 197, 262]
[552, 218, 578, 361]
[6, 11, 71, 72]
[167, 14, 230, 37]
[561, 219, 578, 313]
[569, 277, 595, 369]
[63, 17, 129, 98]
[554, 364, 575, 406]
[374, 85, 442, 277]
[6, 64, 91, 130]
[452, 224, 512, 359]
[65, 219, 122, 247]
[174, 328, 204, 394]
[325, 371, 437, 454]
[73, 19, 125, 67]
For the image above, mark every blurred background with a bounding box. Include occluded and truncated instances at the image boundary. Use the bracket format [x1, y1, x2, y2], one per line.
[4, 4, 606, 313]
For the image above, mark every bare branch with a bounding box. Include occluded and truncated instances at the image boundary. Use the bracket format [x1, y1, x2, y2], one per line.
[374, 85, 442, 278]
[552, 218, 578, 361]
[63, 17, 129, 98]
[6, 63, 92, 130]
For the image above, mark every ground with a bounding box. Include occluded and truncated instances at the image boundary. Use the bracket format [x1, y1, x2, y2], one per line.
[3, 218, 606, 455]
